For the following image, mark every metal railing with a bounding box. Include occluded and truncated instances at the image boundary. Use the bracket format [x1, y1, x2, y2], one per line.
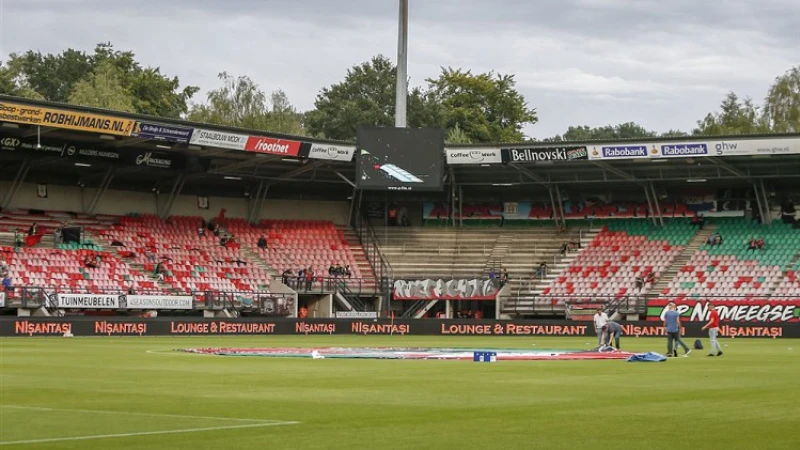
[280, 276, 380, 296]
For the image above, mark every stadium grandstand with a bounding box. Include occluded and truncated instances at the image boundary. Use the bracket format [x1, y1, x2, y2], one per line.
[1, 94, 800, 321]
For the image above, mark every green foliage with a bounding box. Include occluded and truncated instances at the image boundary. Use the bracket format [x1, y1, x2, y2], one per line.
[694, 92, 769, 136]
[445, 123, 472, 144]
[68, 60, 136, 112]
[549, 122, 658, 141]
[763, 66, 800, 133]
[427, 68, 537, 143]
[188, 72, 304, 135]
[0, 43, 197, 117]
[306, 56, 536, 143]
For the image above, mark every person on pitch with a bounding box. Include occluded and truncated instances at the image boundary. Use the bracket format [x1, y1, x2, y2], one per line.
[701, 301, 723, 357]
[604, 321, 624, 349]
[593, 309, 609, 346]
[664, 302, 691, 357]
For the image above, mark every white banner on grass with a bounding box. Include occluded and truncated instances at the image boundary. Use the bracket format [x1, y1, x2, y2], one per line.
[125, 295, 193, 310]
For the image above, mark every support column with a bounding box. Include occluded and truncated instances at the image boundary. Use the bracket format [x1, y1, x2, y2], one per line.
[644, 185, 656, 226]
[348, 186, 359, 228]
[650, 182, 664, 227]
[158, 173, 185, 220]
[548, 187, 561, 228]
[758, 179, 771, 224]
[554, 184, 566, 227]
[247, 181, 265, 225]
[394, 0, 409, 128]
[1, 160, 30, 210]
[86, 167, 114, 215]
[458, 186, 463, 228]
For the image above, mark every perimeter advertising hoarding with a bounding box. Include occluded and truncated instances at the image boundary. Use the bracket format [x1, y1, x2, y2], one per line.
[132, 122, 193, 143]
[1, 318, 793, 338]
[307, 143, 356, 162]
[588, 137, 800, 160]
[189, 128, 248, 150]
[646, 299, 800, 323]
[502, 146, 588, 163]
[445, 148, 503, 165]
[0, 101, 135, 136]
[356, 127, 445, 192]
[0, 134, 184, 170]
[244, 136, 302, 156]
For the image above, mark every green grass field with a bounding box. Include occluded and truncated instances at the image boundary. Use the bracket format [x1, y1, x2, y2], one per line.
[1, 336, 799, 449]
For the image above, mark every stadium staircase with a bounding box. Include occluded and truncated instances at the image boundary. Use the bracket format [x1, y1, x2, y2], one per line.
[483, 233, 513, 274]
[650, 224, 716, 296]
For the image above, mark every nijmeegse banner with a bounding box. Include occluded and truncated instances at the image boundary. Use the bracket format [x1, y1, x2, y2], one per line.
[125, 295, 193, 310]
[55, 294, 119, 309]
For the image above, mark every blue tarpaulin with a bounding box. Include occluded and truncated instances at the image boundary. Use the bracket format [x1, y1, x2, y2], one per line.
[626, 352, 667, 362]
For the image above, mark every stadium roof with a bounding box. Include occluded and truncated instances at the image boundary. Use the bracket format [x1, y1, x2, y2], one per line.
[2, 95, 800, 202]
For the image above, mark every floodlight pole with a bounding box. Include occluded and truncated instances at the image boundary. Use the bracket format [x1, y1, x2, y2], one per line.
[395, 0, 409, 128]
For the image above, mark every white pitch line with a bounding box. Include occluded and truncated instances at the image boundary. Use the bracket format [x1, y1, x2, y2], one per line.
[0, 405, 291, 424]
[0, 422, 299, 446]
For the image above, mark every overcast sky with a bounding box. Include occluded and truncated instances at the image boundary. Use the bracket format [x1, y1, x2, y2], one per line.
[1, 0, 798, 139]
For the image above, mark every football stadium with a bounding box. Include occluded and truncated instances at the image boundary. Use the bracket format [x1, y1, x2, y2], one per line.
[2, 2, 800, 449]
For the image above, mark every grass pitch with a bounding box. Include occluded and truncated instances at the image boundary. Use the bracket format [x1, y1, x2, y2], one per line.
[1, 335, 798, 449]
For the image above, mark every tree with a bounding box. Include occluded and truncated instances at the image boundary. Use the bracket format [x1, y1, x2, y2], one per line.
[548, 122, 657, 141]
[446, 124, 472, 144]
[763, 66, 800, 133]
[306, 56, 536, 142]
[660, 129, 689, 138]
[0, 43, 197, 117]
[68, 60, 136, 112]
[694, 92, 769, 136]
[306, 55, 413, 140]
[188, 72, 304, 135]
[427, 68, 537, 143]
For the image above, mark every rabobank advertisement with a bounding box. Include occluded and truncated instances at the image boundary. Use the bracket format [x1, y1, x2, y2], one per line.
[588, 136, 800, 160]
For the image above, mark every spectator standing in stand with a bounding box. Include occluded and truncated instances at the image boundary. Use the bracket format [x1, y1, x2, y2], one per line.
[305, 267, 314, 291]
[257, 235, 268, 249]
[28, 222, 37, 237]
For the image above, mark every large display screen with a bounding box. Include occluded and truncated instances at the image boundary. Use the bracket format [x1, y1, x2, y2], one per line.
[356, 127, 444, 191]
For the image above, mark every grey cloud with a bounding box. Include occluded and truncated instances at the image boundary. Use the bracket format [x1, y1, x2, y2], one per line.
[1, 0, 798, 139]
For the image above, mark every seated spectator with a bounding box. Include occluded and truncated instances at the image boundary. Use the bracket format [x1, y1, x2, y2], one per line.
[257, 235, 268, 249]
[144, 248, 157, 263]
[84, 256, 98, 269]
[535, 262, 547, 278]
[707, 234, 715, 246]
[691, 214, 705, 229]
[2, 276, 12, 291]
[198, 227, 205, 236]
[560, 242, 569, 256]
[344, 265, 352, 278]
[0, 261, 8, 278]
[328, 264, 336, 277]
[220, 235, 230, 246]
[127, 286, 136, 295]
[154, 262, 165, 280]
[714, 233, 722, 245]
[213, 224, 221, 237]
[645, 272, 656, 284]
[756, 237, 764, 249]
[748, 236, 758, 251]
[635, 276, 645, 290]
[474, 310, 483, 320]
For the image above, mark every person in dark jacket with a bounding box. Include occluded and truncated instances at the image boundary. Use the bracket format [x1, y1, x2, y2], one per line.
[603, 321, 624, 349]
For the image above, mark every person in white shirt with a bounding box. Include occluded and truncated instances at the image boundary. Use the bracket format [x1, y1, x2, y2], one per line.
[593, 309, 609, 346]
